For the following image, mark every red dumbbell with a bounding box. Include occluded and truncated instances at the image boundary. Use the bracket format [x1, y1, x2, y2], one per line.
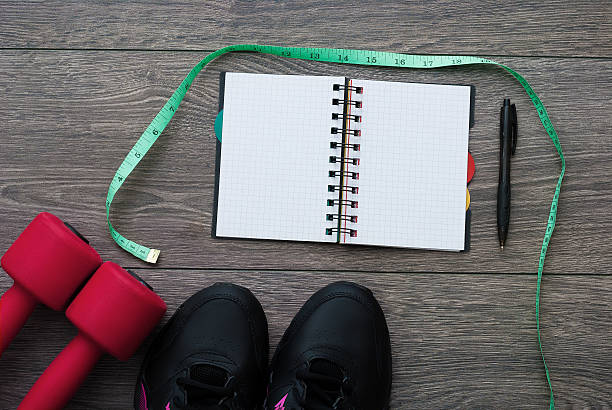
[1, 212, 102, 356]
[19, 261, 167, 410]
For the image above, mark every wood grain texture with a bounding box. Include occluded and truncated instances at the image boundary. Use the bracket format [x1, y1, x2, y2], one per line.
[0, 1, 611, 57]
[1, 51, 610, 273]
[0, 271, 610, 408]
[1, 2, 611, 408]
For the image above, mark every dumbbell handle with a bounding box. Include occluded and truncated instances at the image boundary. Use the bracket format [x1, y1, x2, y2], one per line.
[19, 333, 102, 410]
[0, 283, 37, 357]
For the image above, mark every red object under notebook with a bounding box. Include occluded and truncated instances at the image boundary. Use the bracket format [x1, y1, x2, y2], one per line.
[0, 212, 102, 357]
[18, 261, 166, 410]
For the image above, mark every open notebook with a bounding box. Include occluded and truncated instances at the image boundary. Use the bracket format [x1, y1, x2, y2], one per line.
[212, 73, 473, 251]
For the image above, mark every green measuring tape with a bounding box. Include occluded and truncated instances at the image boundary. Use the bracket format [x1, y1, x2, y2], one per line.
[106, 44, 564, 408]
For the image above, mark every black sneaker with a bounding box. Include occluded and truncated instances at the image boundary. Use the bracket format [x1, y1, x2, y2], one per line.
[265, 282, 392, 410]
[135, 283, 269, 410]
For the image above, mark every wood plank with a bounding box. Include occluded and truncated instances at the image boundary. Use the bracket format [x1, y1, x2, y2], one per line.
[0, 1, 610, 57]
[1, 51, 610, 273]
[0, 271, 610, 408]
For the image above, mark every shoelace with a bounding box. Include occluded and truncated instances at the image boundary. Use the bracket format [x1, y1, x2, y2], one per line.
[174, 376, 234, 410]
[295, 367, 352, 410]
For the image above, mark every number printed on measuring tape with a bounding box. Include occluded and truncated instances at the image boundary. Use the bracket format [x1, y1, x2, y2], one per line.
[105, 45, 564, 409]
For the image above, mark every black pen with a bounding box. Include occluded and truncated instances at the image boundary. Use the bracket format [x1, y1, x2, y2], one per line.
[497, 98, 517, 250]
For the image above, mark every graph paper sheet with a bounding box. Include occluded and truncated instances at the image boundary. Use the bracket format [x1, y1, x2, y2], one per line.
[215, 73, 343, 242]
[215, 73, 470, 251]
[347, 79, 470, 251]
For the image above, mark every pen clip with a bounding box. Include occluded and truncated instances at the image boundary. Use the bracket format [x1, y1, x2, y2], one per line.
[510, 103, 518, 155]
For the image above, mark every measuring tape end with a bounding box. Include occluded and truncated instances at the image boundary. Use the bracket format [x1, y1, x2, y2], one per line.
[146, 249, 161, 264]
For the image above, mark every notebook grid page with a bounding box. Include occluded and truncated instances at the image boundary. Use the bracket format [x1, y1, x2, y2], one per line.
[215, 73, 343, 243]
[349, 80, 470, 251]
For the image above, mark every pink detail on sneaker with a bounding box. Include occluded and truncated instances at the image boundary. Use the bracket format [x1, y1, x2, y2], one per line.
[274, 393, 288, 410]
[165, 402, 171, 410]
[137, 382, 148, 410]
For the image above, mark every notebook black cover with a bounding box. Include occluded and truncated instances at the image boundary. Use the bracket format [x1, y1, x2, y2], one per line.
[211, 72, 226, 238]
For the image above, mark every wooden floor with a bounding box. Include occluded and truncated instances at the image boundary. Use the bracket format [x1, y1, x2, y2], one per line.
[1, 1, 611, 408]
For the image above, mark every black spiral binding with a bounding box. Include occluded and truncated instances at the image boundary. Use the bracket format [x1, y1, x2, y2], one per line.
[326, 79, 362, 240]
